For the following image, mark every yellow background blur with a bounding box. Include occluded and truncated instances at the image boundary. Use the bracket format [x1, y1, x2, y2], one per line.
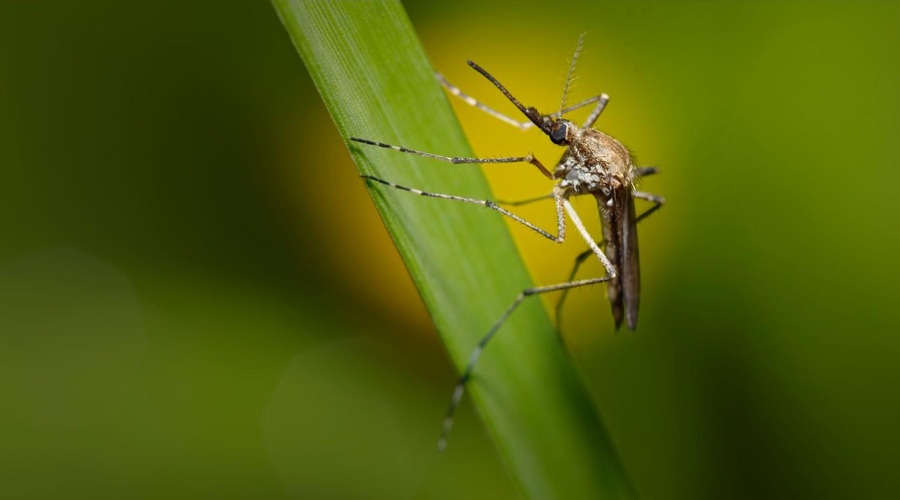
[2, 1, 900, 498]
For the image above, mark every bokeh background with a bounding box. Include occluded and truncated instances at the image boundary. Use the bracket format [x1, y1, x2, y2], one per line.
[2, 1, 899, 498]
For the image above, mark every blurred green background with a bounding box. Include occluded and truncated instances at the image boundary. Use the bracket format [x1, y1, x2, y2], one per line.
[2, 1, 899, 498]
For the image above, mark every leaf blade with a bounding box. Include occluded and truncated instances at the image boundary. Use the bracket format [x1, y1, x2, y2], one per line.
[272, 1, 636, 497]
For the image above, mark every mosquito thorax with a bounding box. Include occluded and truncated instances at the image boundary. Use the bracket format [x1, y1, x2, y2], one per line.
[555, 128, 634, 192]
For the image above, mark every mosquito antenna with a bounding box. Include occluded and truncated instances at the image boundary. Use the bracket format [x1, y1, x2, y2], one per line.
[559, 33, 585, 116]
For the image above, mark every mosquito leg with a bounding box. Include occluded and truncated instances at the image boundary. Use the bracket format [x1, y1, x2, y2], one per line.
[582, 93, 611, 129]
[556, 95, 608, 118]
[545, 199, 617, 337]
[350, 137, 553, 178]
[555, 192, 665, 332]
[633, 191, 666, 223]
[563, 199, 616, 276]
[554, 241, 602, 334]
[437, 71, 610, 133]
[553, 186, 567, 243]
[437, 274, 612, 452]
[635, 166, 659, 178]
[633, 191, 665, 204]
[437, 72, 534, 130]
[362, 176, 567, 243]
[495, 193, 553, 207]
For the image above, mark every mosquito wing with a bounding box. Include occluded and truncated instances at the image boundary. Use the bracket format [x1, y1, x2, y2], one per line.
[598, 187, 640, 330]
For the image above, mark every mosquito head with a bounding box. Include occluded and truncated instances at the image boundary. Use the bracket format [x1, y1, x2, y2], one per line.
[549, 119, 573, 146]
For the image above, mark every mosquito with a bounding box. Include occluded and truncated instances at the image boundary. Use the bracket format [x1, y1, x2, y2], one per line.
[349, 34, 665, 452]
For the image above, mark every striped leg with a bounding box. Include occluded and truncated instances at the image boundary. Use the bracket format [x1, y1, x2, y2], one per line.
[438, 274, 612, 452]
[362, 176, 567, 244]
[437, 72, 533, 130]
[350, 137, 552, 178]
[437, 73, 609, 132]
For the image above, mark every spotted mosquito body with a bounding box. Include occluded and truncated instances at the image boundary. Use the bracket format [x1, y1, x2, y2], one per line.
[349, 34, 665, 452]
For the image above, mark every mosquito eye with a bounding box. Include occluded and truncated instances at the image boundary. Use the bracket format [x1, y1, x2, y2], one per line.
[550, 122, 569, 145]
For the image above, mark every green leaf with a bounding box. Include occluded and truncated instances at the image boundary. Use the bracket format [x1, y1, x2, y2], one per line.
[272, 0, 636, 497]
